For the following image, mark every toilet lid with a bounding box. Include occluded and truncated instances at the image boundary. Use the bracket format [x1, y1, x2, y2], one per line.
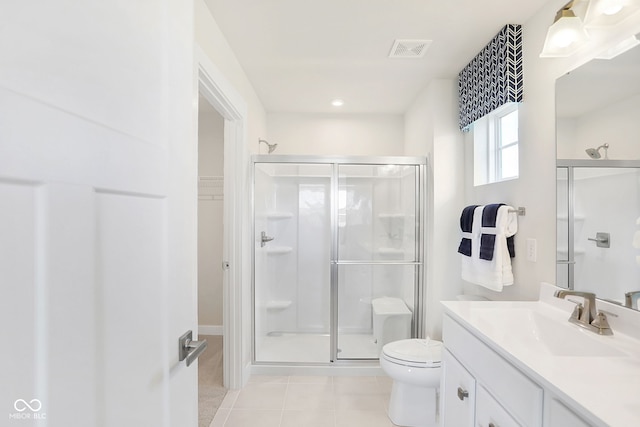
[382, 339, 442, 367]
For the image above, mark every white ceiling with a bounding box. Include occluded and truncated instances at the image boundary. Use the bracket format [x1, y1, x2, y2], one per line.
[204, 0, 551, 114]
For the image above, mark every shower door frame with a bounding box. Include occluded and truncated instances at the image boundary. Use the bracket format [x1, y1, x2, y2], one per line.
[251, 155, 427, 365]
[557, 159, 640, 290]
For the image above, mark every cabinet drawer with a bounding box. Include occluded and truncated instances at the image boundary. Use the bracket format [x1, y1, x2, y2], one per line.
[477, 384, 521, 427]
[442, 349, 475, 427]
[444, 315, 543, 426]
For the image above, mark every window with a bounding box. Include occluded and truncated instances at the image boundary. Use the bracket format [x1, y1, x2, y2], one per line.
[473, 103, 519, 185]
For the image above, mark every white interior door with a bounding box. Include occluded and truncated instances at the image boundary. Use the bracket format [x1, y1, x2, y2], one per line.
[1, 2, 198, 426]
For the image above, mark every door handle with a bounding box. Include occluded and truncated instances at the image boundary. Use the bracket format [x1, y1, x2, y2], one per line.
[178, 330, 208, 367]
[261, 231, 274, 247]
[587, 232, 610, 248]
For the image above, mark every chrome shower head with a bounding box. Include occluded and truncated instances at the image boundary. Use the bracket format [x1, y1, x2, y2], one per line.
[585, 147, 600, 159]
[259, 138, 277, 154]
[585, 143, 609, 159]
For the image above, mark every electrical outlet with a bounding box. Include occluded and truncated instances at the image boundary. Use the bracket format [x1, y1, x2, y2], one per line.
[526, 238, 537, 262]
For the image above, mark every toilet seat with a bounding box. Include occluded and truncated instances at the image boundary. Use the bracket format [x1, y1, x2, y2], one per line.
[382, 338, 442, 368]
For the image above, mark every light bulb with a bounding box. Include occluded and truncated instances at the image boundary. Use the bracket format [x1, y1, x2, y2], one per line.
[553, 29, 577, 48]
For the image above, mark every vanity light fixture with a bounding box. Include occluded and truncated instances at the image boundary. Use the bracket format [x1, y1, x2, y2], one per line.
[540, 0, 590, 57]
[331, 98, 344, 107]
[584, 0, 640, 27]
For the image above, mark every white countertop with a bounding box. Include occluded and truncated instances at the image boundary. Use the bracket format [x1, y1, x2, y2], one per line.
[442, 283, 640, 427]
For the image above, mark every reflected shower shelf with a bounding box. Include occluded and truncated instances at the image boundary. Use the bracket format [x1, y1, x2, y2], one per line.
[265, 300, 292, 310]
[376, 247, 405, 255]
[557, 214, 585, 221]
[265, 246, 293, 254]
[557, 247, 586, 256]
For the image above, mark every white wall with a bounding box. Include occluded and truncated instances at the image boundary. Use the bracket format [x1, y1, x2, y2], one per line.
[198, 106, 224, 329]
[470, 0, 640, 301]
[404, 80, 464, 340]
[461, 4, 561, 302]
[196, 0, 267, 153]
[267, 113, 404, 156]
[195, 0, 268, 384]
[403, 0, 603, 340]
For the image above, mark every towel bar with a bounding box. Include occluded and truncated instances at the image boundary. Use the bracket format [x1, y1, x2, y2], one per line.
[509, 207, 526, 216]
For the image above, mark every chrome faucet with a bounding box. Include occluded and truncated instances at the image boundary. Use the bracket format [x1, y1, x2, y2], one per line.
[554, 290, 613, 335]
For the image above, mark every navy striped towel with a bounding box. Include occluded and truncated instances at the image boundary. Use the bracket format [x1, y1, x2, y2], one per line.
[458, 205, 479, 257]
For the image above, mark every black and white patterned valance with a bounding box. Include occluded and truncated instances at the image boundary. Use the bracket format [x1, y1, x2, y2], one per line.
[458, 24, 523, 131]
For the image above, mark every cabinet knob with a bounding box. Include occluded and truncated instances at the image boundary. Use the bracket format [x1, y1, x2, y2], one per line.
[489, 423, 497, 427]
[457, 387, 469, 400]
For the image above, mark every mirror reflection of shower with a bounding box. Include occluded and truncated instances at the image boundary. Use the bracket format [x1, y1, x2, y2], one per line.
[259, 138, 278, 154]
[585, 143, 609, 159]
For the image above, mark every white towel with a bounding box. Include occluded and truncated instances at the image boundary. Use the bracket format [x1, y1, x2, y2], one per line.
[461, 205, 518, 292]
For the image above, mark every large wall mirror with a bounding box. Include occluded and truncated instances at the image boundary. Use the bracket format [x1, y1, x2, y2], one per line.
[556, 40, 640, 310]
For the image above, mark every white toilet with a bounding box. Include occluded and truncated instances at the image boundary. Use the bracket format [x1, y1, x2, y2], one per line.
[380, 338, 443, 427]
[371, 297, 412, 355]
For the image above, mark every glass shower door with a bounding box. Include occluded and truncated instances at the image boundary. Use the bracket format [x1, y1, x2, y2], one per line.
[253, 162, 332, 363]
[335, 164, 420, 360]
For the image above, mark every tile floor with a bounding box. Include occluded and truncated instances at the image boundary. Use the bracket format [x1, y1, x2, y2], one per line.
[209, 375, 401, 427]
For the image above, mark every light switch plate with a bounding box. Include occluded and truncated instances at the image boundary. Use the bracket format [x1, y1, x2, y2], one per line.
[526, 238, 537, 262]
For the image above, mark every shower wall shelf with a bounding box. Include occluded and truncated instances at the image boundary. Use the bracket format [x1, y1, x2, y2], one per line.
[266, 212, 293, 220]
[265, 301, 292, 310]
[265, 246, 293, 255]
[378, 213, 406, 219]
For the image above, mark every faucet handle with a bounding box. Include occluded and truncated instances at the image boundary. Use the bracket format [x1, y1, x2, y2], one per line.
[591, 312, 613, 335]
[567, 300, 583, 320]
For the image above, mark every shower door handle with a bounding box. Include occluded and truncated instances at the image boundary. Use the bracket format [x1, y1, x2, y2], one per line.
[587, 232, 610, 248]
[178, 330, 208, 367]
[261, 231, 275, 247]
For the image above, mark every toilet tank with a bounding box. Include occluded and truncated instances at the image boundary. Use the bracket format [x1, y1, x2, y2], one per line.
[372, 297, 412, 355]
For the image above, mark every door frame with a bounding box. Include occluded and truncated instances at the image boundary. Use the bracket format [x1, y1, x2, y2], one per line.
[195, 45, 248, 389]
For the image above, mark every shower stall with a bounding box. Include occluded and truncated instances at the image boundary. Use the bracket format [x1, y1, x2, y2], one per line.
[557, 159, 640, 302]
[252, 156, 426, 365]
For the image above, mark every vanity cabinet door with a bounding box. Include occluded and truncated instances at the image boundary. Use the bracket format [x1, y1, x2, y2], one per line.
[442, 349, 476, 427]
[545, 397, 594, 427]
[476, 384, 521, 427]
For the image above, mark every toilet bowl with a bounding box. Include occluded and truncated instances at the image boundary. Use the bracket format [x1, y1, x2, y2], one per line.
[380, 338, 442, 427]
[371, 297, 412, 355]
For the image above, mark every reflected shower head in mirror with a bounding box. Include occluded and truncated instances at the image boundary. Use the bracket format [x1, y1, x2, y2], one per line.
[585, 143, 609, 159]
[259, 138, 277, 154]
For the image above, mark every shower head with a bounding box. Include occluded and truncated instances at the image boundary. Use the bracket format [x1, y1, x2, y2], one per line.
[585, 143, 609, 159]
[259, 138, 277, 154]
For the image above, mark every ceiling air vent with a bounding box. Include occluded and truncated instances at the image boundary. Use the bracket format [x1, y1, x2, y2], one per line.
[389, 39, 432, 58]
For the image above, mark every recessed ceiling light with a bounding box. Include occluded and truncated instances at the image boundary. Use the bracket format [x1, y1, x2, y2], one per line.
[331, 99, 344, 107]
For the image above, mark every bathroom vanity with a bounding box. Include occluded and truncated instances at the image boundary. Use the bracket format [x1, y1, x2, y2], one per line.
[441, 283, 640, 427]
